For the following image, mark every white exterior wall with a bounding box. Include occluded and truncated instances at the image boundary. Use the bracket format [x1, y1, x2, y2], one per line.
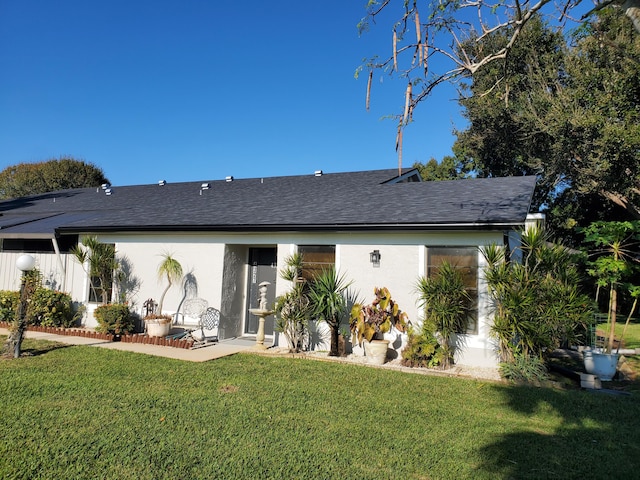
[97, 234, 226, 318]
[1, 229, 506, 366]
[0, 251, 86, 303]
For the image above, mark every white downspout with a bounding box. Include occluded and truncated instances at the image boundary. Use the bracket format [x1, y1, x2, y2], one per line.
[51, 237, 67, 291]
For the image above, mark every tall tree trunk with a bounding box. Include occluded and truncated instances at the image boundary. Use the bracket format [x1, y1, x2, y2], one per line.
[608, 285, 617, 353]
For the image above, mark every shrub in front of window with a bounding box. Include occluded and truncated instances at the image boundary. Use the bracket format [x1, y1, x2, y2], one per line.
[482, 227, 592, 369]
[93, 303, 135, 335]
[416, 261, 471, 368]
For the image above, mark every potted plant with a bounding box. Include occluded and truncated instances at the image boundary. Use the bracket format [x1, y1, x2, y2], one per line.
[144, 254, 183, 338]
[349, 287, 409, 364]
[582, 221, 640, 380]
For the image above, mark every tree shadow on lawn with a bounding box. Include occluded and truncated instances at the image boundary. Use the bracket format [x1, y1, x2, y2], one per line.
[477, 382, 640, 479]
[0, 336, 73, 359]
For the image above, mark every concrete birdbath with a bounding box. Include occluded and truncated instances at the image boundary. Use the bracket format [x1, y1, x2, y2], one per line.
[249, 281, 274, 350]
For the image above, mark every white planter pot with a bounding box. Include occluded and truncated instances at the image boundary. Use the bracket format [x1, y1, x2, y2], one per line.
[583, 349, 619, 381]
[146, 320, 171, 338]
[364, 339, 389, 365]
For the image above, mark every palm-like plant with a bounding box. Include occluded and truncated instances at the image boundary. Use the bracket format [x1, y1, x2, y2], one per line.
[583, 221, 640, 353]
[308, 266, 352, 357]
[157, 253, 183, 315]
[416, 261, 471, 368]
[70, 236, 119, 304]
[274, 253, 311, 353]
[482, 227, 592, 363]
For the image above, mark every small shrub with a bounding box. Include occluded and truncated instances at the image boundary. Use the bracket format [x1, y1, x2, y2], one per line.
[93, 303, 135, 335]
[28, 289, 75, 328]
[500, 354, 549, 383]
[0, 290, 19, 322]
[401, 327, 444, 368]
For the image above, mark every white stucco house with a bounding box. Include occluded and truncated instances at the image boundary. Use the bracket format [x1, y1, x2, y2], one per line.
[0, 168, 539, 367]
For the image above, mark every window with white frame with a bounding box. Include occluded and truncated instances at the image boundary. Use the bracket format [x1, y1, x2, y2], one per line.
[426, 246, 478, 334]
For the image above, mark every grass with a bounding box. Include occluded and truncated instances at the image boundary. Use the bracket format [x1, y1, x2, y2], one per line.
[597, 318, 640, 349]
[1, 338, 640, 479]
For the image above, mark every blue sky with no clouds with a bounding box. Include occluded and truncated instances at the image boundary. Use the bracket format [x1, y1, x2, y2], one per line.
[0, 1, 464, 186]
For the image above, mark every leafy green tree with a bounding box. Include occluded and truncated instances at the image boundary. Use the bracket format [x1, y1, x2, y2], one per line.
[0, 157, 109, 199]
[582, 221, 640, 352]
[412, 156, 470, 181]
[454, 11, 639, 238]
[358, 1, 639, 173]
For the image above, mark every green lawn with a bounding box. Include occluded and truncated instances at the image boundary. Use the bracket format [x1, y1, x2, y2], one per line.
[1, 338, 639, 480]
[598, 318, 640, 349]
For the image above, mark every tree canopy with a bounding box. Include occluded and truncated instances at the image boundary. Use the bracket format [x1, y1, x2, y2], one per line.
[0, 157, 109, 200]
[453, 11, 640, 233]
[359, 0, 639, 174]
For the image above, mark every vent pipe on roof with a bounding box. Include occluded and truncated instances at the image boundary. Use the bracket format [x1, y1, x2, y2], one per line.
[314, 170, 323, 177]
[158, 180, 166, 186]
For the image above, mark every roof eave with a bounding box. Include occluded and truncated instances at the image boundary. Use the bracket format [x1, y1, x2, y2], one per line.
[56, 220, 527, 235]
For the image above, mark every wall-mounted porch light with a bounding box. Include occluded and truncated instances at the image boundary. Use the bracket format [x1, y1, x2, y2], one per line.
[370, 249, 381, 267]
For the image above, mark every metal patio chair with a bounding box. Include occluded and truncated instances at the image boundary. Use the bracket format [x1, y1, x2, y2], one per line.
[170, 298, 220, 348]
[190, 307, 220, 349]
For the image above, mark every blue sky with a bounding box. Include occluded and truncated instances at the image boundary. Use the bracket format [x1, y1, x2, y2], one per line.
[0, 1, 464, 186]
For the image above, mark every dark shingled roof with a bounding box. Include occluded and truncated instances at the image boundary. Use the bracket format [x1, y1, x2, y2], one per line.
[0, 169, 537, 237]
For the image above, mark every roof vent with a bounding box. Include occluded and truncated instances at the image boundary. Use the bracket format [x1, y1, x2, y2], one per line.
[201, 183, 210, 190]
[101, 183, 110, 190]
[158, 180, 166, 186]
[314, 170, 323, 177]
[105, 188, 112, 195]
[225, 176, 234, 182]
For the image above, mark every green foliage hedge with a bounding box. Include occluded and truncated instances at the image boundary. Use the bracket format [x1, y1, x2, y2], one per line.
[0, 288, 77, 328]
[93, 303, 135, 335]
[0, 290, 19, 322]
[28, 289, 76, 327]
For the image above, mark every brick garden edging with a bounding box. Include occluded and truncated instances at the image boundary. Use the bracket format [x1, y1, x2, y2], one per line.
[0, 321, 193, 349]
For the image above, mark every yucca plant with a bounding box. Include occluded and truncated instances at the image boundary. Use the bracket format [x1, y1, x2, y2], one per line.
[416, 261, 471, 368]
[482, 226, 592, 365]
[308, 266, 352, 357]
[582, 221, 640, 353]
[274, 254, 311, 353]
